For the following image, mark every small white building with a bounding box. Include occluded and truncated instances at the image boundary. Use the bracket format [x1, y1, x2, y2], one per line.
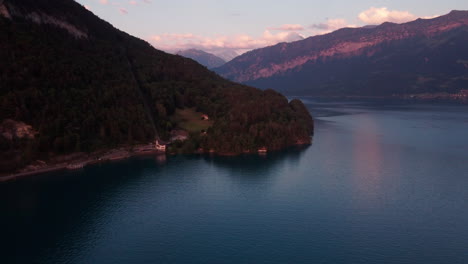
[155, 140, 166, 152]
[258, 147, 268, 153]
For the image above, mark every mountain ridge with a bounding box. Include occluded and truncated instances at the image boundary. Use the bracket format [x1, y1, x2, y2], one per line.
[215, 11, 468, 99]
[177, 49, 226, 69]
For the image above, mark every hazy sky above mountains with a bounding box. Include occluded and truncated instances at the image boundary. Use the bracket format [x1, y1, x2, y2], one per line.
[76, 0, 468, 56]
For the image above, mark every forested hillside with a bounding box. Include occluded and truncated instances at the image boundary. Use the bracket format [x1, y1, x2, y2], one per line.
[0, 0, 313, 173]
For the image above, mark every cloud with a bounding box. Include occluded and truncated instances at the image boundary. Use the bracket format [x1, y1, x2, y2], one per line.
[422, 15, 439, 19]
[262, 30, 304, 43]
[310, 19, 349, 31]
[147, 8, 433, 56]
[268, 24, 305, 31]
[358, 7, 417, 24]
[149, 30, 304, 55]
[308, 18, 356, 36]
[148, 17, 356, 55]
[96, 0, 154, 14]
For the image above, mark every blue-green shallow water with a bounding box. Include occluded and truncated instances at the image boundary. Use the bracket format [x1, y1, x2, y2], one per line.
[2, 102, 468, 264]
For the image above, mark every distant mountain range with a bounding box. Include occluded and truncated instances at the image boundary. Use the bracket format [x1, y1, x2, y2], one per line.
[177, 49, 226, 69]
[215, 11, 468, 100]
[214, 50, 239, 62]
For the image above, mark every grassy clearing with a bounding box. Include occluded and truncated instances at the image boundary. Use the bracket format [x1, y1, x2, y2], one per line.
[172, 108, 213, 133]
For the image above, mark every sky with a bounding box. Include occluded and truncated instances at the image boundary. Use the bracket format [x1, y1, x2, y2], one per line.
[75, 0, 468, 57]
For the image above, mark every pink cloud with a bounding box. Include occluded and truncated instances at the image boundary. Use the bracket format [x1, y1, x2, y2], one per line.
[129, 0, 138, 5]
[146, 7, 437, 58]
[268, 24, 305, 31]
[148, 17, 359, 55]
[148, 30, 304, 55]
[308, 18, 355, 35]
[99, 0, 108, 4]
[310, 19, 348, 30]
[84, 5, 92, 10]
[119, 8, 128, 15]
[358, 7, 417, 24]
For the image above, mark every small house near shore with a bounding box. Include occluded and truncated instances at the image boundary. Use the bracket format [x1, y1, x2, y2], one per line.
[155, 140, 167, 152]
[258, 147, 268, 153]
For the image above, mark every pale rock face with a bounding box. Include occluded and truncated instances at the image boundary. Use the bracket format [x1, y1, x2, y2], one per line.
[0, 0, 11, 19]
[1, 1, 87, 39]
[25, 12, 88, 39]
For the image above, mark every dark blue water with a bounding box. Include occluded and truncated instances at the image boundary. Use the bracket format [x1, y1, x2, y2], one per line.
[2, 102, 468, 264]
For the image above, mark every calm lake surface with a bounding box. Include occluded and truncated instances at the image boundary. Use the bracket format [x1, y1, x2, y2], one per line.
[2, 101, 468, 264]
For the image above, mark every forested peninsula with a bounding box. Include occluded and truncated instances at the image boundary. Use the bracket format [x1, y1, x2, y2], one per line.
[0, 0, 313, 176]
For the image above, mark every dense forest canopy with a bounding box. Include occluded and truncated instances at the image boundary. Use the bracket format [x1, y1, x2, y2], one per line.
[0, 0, 313, 173]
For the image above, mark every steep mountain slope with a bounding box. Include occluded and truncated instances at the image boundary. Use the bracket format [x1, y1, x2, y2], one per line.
[177, 49, 226, 69]
[0, 0, 313, 173]
[215, 11, 468, 98]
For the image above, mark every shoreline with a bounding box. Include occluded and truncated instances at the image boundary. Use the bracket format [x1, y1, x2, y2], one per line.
[289, 94, 468, 104]
[0, 141, 311, 184]
[0, 147, 165, 184]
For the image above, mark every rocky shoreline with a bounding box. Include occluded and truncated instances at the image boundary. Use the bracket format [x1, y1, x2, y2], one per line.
[0, 139, 312, 184]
